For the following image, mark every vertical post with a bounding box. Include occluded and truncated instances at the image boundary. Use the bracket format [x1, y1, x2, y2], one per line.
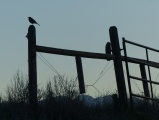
[28, 25, 37, 118]
[75, 56, 85, 94]
[109, 26, 127, 110]
[105, 42, 111, 55]
[123, 38, 133, 110]
[140, 64, 150, 97]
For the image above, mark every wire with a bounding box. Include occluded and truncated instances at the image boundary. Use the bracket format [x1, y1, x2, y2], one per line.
[131, 80, 142, 93]
[96, 61, 110, 80]
[37, 54, 56, 75]
[37, 52, 113, 95]
[98, 64, 113, 81]
[123, 65, 142, 94]
[37, 52, 60, 76]
[93, 63, 113, 85]
[37, 52, 76, 89]
[99, 61, 110, 76]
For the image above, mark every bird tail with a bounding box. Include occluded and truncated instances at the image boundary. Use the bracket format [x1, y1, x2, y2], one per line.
[37, 23, 40, 26]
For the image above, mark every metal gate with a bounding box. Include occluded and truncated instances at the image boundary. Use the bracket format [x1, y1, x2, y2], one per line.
[122, 37, 159, 110]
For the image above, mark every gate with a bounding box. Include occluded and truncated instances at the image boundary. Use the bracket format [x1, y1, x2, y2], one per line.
[123, 37, 159, 110]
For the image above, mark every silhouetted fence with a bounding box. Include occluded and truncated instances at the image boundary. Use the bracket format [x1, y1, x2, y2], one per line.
[27, 25, 159, 116]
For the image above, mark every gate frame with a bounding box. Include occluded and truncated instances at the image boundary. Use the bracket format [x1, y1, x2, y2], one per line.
[123, 37, 159, 110]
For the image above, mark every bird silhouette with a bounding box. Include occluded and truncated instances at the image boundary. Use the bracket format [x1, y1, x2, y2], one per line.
[28, 17, 40, 26]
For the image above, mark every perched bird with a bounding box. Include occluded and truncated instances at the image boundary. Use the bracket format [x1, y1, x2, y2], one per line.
[28, 17, 40, 26]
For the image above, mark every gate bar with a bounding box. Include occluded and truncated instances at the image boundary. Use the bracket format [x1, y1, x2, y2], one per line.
[36, 46, 159, 68]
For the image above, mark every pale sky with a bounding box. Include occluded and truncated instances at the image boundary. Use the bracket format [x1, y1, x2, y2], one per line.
[1, 1, 159, 97]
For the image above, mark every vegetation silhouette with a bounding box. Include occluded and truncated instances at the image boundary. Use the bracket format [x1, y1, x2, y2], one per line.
[0, 71, 159, 119]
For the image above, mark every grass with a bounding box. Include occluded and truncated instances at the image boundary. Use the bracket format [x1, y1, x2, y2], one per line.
[0, 71, 159, 120]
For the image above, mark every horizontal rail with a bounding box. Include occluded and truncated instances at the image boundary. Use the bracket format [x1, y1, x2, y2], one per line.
[132, 93, 159, 102]
[123, 39, 159, 53]
[36, 45, 115, 60]
[129, 75, 159, 85]
[122, 56, 159, 68]
[36, 45, 159, 68]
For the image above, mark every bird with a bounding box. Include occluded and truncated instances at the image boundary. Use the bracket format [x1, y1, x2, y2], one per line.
[28, 17, 40, 26]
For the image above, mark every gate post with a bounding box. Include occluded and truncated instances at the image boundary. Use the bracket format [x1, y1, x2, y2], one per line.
[28, 25, 37, 118]
[109, 26, 128, 110]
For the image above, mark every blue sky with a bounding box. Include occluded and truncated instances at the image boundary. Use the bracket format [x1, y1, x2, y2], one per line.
[1, 1, 159, 97]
